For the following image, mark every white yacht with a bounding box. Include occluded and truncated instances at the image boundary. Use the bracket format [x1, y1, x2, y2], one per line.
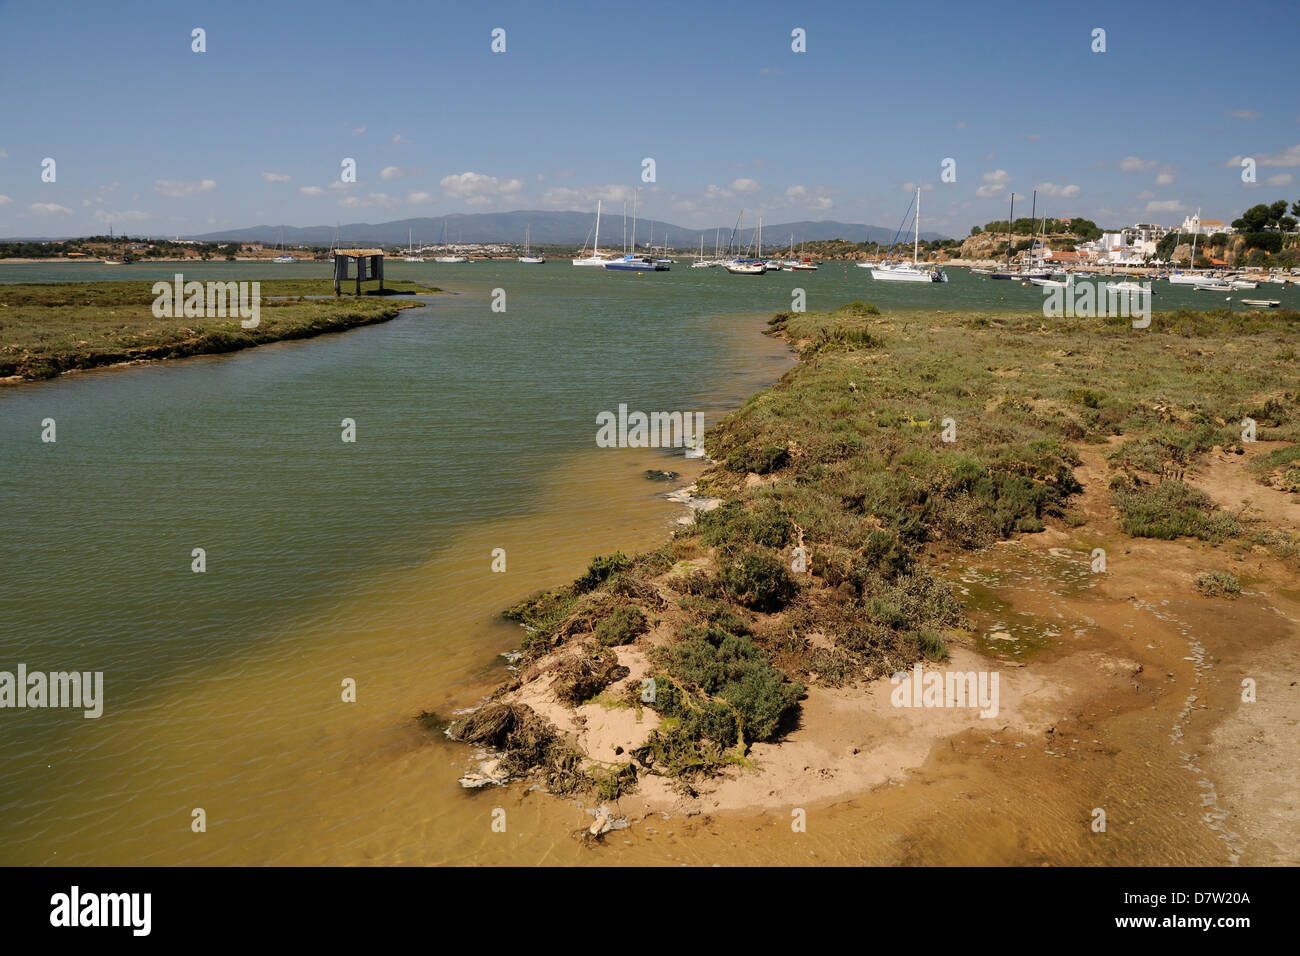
[572, 201, 613, 266]
[518, 225, 545, 264]
[434, 220, 468, 263]
[871, 188, 945, 283]
[403, 228, 425, 262]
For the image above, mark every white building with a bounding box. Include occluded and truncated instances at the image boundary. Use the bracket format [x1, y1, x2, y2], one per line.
[1180, 214, 1232, 237]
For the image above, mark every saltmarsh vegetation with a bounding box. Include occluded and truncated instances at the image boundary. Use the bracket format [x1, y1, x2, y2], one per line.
[455, 301, 1300, 798]
[0, 280, 439, 380]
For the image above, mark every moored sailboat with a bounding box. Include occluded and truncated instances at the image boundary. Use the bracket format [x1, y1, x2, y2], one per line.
[870, 188, 945, 282]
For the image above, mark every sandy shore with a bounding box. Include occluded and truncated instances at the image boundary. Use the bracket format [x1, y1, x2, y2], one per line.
[474, 439, 1300, 864]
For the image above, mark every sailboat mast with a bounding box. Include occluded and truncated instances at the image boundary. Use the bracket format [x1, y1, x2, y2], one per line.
[631, 189, 637, 254]
[594, 200, 602, 256]
[1006, 193, 1015, 269]
[1191, 207, 1200, 267]
[914, 187, 920, 264]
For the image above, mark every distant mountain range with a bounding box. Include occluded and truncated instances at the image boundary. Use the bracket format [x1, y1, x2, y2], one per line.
[186, 212, 948, 248]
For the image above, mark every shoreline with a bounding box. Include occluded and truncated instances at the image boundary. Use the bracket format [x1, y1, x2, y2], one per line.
[0, 279, 439, 384]
[445, 300, 1300, 862]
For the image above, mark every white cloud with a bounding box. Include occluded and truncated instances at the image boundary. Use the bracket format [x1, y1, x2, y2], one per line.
[1145, 200, 1185, 213]
[1136, 190, 1155, 199]
[261, 172, 290, 183]
[1021, 132, 1041, 142]
[539, 184, 633, 207]
[392, 133, 409, 144]
[1118, 156, 1157, 173]
[954, 121, 967, 130]
[1155, 172, 1175, 185]
[731, 177, 760, 193]
[93, 209, 150, 223]
[1230, 109, 1259, 120]
[0, 195, 11, 205]
[1265, 172, 1295, 186]
[328, 180, 351, 191]
[379, 165, 405, 181]
[1233, 143, 1300, 167]
[352, 126, 366, 135]
[809, 196, 832, 211]
[976, 168, 1010, 198]
[29, 202, 73, 216]
[0, 148, 8, 159]
[704, 183, 733, 200]
[1034, 182, 1080, 198]
[299, 186, 326, 196]
[154, 178, 216, 197]
[786, 185, 808, 198]
[407, 190, 432, 203]
[440, 171, 524, 206]
[338, 192, 397, 210]
[97, 181, 120, 194]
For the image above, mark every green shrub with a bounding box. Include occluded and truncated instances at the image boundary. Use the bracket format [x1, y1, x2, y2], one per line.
[575, 552, 631, 592]
[718, 551, 797, 612]
[1114, 481, 1240, 542]
[594, 605, 648, 646]
[1195, 570, 1242, 598]
[725, 443, 790, 475]
[651, 627, 805, 744]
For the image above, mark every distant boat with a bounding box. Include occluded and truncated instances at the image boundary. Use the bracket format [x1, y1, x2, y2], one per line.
[1029, 274, 1073, 289]
[273, 229, 297, 263]
[434, 220, 468, 263]
[1229, 279, 1257, 290]
[871, 188, 945, 283]
[605, 254, 666, 271]
[1192, 280, 1231, 292]
[518, 224, 545, 264]
[1240, 298, 1280, 308]
[605, 192, 665, 270]
[723, 211, 768, 274]
[572, 200, 613, 266]
[1108, 280, 1151, 294]
[691, 234, 711, 268]
[970, 267, 994, 275]
[403, 228, 425, 262]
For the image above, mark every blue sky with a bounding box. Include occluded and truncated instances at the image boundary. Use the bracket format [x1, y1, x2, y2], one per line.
[2, 0, 1298, 238]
